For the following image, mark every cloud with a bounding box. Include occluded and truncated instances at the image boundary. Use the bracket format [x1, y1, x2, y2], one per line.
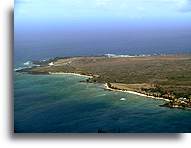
[15, 0, 191, 21]
[15, 0, 31, 3]
[180, 0, 191, 12]
[95, 0, 112, 7]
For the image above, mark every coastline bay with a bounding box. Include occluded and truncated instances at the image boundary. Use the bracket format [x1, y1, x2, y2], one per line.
[14, 72, 191, 133]
[14, 0, 191, 134]
[16, 55, 191, 109]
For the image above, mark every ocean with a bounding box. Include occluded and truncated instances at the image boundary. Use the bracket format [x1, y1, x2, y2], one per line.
[14, 23, 191, 133]
[14, 72, 191, 133]
[14, 24, 191, 64]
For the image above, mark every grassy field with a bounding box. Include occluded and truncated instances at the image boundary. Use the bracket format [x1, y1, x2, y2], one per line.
[18, 54, 191, 100]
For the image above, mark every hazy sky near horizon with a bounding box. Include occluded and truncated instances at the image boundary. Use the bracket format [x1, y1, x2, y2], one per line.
[14, 0, 191, 59]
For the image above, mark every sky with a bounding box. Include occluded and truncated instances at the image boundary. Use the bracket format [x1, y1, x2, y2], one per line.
[15, 0, 191, 25]
[14, 0, 191, 60]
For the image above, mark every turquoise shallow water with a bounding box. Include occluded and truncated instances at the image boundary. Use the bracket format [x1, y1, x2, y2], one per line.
[14, 73, 191, 133]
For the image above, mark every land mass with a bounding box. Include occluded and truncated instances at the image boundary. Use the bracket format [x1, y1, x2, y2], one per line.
[16, 54, 191, 109]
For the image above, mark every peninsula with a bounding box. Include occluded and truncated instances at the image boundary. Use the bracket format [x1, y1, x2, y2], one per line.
[16, 54, 191, 109]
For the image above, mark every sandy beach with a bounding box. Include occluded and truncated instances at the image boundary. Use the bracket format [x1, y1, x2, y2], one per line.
[104, 83, 170, 102]
[16, 55, 191, 106]
[49, 72, 93, 78]
[50, 72, 170, 102]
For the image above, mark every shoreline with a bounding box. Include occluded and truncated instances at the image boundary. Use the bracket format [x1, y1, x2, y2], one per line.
[15, 54, 191, 109]
[17, 70, 172, 103]
[104, 83, 170, 102]
[48, 72, 93, 78]
[49, 72, 170, 102]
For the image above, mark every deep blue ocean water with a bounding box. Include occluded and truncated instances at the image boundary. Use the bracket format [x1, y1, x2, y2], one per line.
[14, 24, 191, 64]
[14, 72, 191, 133]
[14, 23, 191, 133]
